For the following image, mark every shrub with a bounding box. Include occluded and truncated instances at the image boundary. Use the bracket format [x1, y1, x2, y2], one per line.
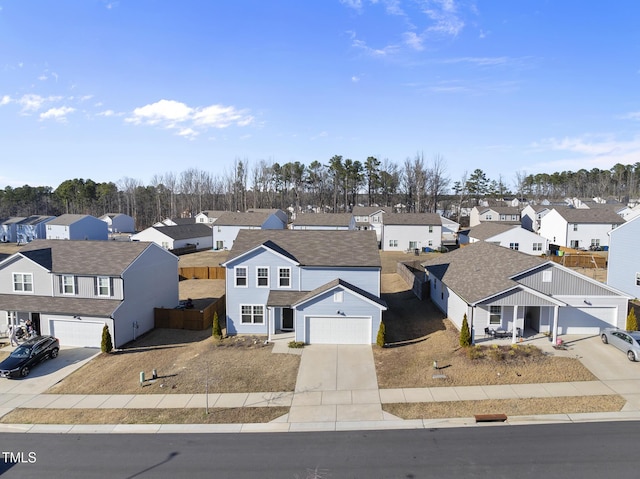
[466, 345, 484, 360]
[488, 345, 504, 361]
[376, 321, 386, 348]
[101, 324, 113, 354]
[212, 311, 223, 339]
[626, 308, 638, 332]
[459, 314, 471, 347]
[288, 341, 305, 349]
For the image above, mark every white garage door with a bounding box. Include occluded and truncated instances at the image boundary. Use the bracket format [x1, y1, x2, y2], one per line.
[305, 316, 371, 345]
[49, 319, 105, 348]
[558, 307, 617, 335]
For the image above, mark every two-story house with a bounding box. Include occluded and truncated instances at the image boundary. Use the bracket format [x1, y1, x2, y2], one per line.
[381, 213, 442, 252]
[99, 213, 136, 234]
[0, 217, 26, 243]
[538, 207, 625, 249]
[352, 206, 389, 244]
[222, 230, 387, 344]
[16, 215, 55, 244]
[607, 214, 640, 298]
[212, 210, 287, 251]
[459, 223, 549, 256]
[131, 224, 214, 251]
[469, 206, 521, 227]
[45, 214, 109, 241]
[0, 240, 178, 348]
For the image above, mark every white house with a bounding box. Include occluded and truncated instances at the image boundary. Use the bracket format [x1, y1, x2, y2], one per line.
[381, 213, 442, 252]
[45, 214, 109, 241]
[423, 241, 630, 345]
[352, 206, 389, 243]
[439, 215, 460, 245]
[538, 207, 624, 249]
[520, 205, 552, 232]
[194, 210, 228, 225]
[212, 210, 287, 251]
[99, 213, 136, 234]
[0, 239, 178, 348]
[460, 223, 549, 256]
[469, 206, 521, 227]
[607, 214, 640, 298]
[290, 213, 356, 231]
[131, 224, 213, 251]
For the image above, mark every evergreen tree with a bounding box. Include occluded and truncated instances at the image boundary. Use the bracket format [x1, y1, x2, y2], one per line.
[627, 308, 638, 331]
[101, 324, 113, 353]
[459, 314, 471, 347]
[376, 321, 385, 348]
[212, 311, 222, 339]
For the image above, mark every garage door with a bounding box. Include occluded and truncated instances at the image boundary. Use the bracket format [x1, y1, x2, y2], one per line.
[49, 319, 105, 348]
[305, 316, 371, 345]
[558, 307, 617, 335]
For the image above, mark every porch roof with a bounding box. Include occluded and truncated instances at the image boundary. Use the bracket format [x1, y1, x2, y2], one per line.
[475, 286, 564, 307]
[0, 294, 119, 317]
[267, 291, 308, 307]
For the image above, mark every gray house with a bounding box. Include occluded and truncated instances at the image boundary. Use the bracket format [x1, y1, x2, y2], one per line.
[16, 216, 56, 244]
[423, 241, 630, 345]
[0, 217, 26, 243]
[212, 210, 287, 251]
[222, 230, 386, 344]
[0, 239, 178, 348]
[607, 214, 640, 298]
[46, 214, 109, 241]
[99, 213, 136, 234]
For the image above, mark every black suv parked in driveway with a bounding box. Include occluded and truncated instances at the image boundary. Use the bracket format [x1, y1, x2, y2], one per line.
[0, 335, 60, 378]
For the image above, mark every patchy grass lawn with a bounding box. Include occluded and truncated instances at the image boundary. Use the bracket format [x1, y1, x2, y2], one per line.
[47, 329, 300, 395]
[376, 274, 597, 389]
[384, 395, 626, 420]
[0, 407, 289, 425]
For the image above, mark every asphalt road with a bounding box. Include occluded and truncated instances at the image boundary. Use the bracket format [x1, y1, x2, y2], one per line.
[2, 422, 639, 478]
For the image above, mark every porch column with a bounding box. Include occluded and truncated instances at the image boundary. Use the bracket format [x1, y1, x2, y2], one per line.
[512, 305, 518, 344]
[552, 305, 559, 345]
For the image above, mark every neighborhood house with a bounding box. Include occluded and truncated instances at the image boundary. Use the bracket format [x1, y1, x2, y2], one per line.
[222, 229, 387, 344]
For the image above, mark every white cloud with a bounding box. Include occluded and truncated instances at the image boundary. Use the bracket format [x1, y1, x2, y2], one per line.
[97, 109, 116, 117]
[311, 131, 329, 140]
[39, 106, 75, 122]
[126, 99, 254, 137]
[403, 31, 425, 51]
[621, 111, 640, 121]
[351, 75, 360, 82]
[423, 0, 465, 36]
[441, 56, 509, 66]
[0, 95, 11, 106]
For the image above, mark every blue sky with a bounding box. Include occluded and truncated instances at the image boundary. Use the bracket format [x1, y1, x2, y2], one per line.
[1, 1, 640, 190]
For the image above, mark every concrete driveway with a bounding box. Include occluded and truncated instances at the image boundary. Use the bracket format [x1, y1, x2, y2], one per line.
[0, 347, 99, 395]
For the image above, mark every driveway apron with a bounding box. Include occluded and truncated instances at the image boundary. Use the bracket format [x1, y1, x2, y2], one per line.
[289, 344, 384, 423]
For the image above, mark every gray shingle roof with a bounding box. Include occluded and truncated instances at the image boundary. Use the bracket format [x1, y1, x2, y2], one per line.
[225, 230, 381, 268]
[352, 206, 389, 216]
[17, 215, 55, 226]
[215, 211, 277, 226]
[291, 213, 353, 227]
[46, 214, 93, 226]
[554, 207, 625, 224]
[0, 294, 119, 317]
[383, 213, 442, 226]
[421, 242, 546, 304]
[151, 223, 212, 240]
[480, 206, 521, 215]
[292, 278, 387, 308]
[467, 223, 518, 241]
[19, 239, 157, 275]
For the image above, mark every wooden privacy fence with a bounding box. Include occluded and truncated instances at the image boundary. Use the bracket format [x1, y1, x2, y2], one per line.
[397, 260, 428, 300]
[179, 266, 226, 280]
[155, 295, 225, 330]
[549, 253, 606, 269]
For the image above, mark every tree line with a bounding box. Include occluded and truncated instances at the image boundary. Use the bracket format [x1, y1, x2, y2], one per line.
[1, 158, 639, 230]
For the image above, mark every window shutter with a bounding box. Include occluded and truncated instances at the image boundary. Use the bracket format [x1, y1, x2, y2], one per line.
[110, 278, 115, 297]
[94, 278, 98, 296]
[58, 276, 63, 294]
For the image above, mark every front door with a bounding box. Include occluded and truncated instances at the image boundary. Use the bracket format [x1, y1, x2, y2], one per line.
[282, 308, 294, 330]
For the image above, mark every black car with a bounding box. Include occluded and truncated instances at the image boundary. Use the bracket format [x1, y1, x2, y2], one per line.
[0, 335, 60, 379]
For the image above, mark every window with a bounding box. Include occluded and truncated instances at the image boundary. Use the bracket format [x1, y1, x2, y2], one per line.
[573, 224, 578, 231]
[388, 239, 398, 248]
[542, 270, 552, 282]
[334, 291, 344, 303]
[428, 226, 433, 233]
[97, 277, 110, 296]
[486, 214, 493, 220]
[590, 239, 600, 248]
[533, 243, 543, 252]
[636, 273, 640, 286]
[372, 215, 380, 223]
[489, 306, 502, 325]
[241, 305, 264, 324]
[62, 275, 75, 295]
[570, 240, 579, 249]
[256, 267, 269, 287]
[12, 273, 33, 292]
[500, 215, 506, 221]
[409, 241, 417, 249]
[235, 267, 247, 287]
[428, 240, 433, 247]
[278, 267, 291, 288]
[509, 243, 519, 251]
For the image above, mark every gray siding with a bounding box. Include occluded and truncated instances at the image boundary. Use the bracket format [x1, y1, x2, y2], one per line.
[477, 288, 559, 307]
[516, 264, 618, 296]
[0, 255, 52, 296]
[607, 218, 640, 298]
[301, 267, 380, 296]
[52, 274, 124, 299]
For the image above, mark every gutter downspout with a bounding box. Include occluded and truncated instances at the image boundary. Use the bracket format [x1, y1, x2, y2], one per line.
[552, 305, 559, 345]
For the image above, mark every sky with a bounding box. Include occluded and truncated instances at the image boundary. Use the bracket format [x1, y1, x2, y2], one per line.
[1, 0, 640, 191]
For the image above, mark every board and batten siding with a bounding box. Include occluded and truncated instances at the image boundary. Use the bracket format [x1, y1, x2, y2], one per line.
[515, 264, 619, 297]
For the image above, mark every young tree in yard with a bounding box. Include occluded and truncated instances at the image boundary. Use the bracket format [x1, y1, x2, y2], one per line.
[626, 308, 638, 331]
[459, 314, 471, 347]
[101, 325, 113, 353]
[376, 321, 386, 348]
[212, 311, 223, 339]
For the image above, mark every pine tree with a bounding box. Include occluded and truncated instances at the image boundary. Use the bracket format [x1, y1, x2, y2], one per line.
[101, 324, 113, 353]
[212, 311, 222, 339]
[459, 314, 471, 347]
[376, 321, 386, 348]
[626, 308, 638, 331]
